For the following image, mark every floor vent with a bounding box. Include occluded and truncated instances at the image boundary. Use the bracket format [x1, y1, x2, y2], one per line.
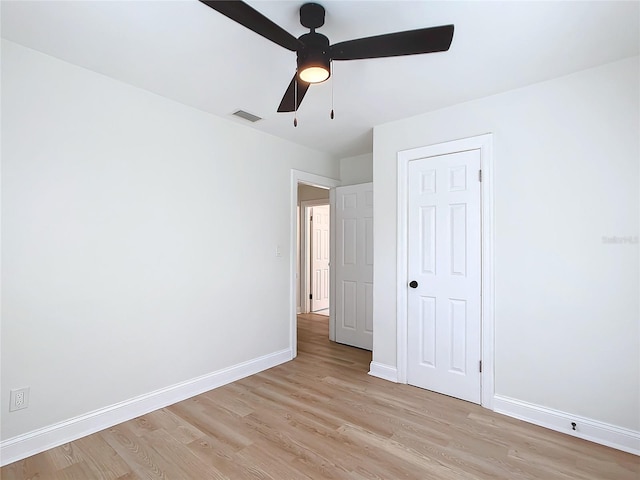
[232, 110, 262, 123]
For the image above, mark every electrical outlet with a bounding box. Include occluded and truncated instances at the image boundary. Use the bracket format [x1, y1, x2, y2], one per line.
[9, 387, 30, 411]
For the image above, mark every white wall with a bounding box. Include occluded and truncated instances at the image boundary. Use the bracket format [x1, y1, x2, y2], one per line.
[373, 57, 639, 432]
[340, 153, 373, 185]
[1, 40, 339, 443]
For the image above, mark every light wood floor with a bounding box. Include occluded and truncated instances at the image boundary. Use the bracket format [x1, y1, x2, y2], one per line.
[2, 313, 638, 479]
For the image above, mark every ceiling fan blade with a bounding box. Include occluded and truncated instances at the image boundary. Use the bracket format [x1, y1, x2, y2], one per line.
[277, 75, 311, 113]
[331, 25, 454, 60]
[199, 0, 303, 52]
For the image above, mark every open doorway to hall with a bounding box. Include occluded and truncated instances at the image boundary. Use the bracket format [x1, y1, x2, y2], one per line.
[293, 176, 373, 355]
[297, 184, 330, 317]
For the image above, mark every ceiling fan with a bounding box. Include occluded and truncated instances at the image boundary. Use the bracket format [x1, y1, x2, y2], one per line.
[199, 1, 454, 117]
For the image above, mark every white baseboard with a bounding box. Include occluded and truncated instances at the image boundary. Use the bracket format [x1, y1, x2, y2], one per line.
[493, 394, 640, 455]
[368, 361, 399, 383]
[0, 348, 292, 466]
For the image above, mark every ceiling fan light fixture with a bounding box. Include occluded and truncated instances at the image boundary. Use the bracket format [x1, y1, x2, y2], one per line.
[299, 64, 330, 83]
[297, 32, 331, 84]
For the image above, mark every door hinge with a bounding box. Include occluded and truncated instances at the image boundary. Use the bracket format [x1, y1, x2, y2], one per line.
[309, 293, 312, 300]
[310, 215, 313, 221]
[479, 169, 482, 182]
[479, 360, 483, 373]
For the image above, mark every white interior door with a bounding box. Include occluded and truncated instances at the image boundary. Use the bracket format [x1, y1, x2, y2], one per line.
[407, 149, 481, 403]
[311, 205, 330, 312]
[335, 183, 373, 351]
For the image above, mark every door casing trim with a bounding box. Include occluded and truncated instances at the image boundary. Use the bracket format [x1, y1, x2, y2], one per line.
[396, 134, 495, 409]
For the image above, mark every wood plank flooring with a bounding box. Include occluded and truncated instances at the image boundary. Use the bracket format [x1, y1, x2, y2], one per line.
[2, 313, 638, 479]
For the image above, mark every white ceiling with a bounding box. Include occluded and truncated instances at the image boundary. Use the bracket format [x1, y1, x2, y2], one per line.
[2, 1, 639, 159]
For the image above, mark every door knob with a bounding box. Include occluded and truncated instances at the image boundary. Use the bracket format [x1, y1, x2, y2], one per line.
[409, 280, 418, 288]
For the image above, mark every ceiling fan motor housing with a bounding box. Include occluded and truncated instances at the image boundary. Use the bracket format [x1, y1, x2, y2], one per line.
[297, 32, 331, 82]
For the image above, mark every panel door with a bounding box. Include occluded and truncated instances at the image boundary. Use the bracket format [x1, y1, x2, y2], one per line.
[335, 183, 373, 351]
[407, 149, 481, 403]
[311, 205, 330, 312]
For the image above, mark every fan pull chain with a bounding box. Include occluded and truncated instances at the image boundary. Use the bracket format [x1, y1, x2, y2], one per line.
[294, 77, 298, 127]
[330, 61, 334, 120]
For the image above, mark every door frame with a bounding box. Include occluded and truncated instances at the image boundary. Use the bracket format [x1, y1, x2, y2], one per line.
[300, 200, 330, 314]
[290, 170, 340, 358]
[396, 134, 495, 409]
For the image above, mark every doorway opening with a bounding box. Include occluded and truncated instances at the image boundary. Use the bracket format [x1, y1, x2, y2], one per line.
[290, 170, 340, 359]
[300, 196, 330, 316]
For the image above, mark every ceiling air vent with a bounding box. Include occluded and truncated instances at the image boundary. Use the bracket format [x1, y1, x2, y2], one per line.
[232, 110, 262, 123]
